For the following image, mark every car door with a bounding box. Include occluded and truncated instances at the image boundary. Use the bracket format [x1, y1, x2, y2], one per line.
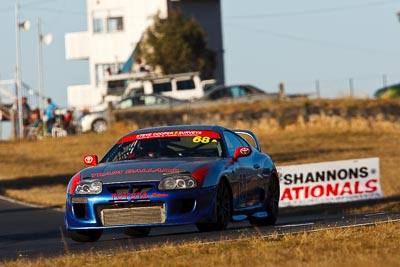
[223, 131, 263, 210]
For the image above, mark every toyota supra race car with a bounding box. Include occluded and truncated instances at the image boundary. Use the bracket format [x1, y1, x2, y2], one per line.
[65, 125, 280, 242]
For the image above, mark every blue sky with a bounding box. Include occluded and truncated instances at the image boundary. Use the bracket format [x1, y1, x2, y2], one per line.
[1, 0, 400, 109]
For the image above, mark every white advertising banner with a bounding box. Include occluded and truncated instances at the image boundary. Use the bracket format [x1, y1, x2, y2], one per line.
[277, 158, 382, 208]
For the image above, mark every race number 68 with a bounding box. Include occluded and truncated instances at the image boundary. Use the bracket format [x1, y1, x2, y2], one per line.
[193, 136, 210, 144]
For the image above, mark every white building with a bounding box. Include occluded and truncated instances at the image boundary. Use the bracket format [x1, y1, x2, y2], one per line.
[65, 0, 224, 110]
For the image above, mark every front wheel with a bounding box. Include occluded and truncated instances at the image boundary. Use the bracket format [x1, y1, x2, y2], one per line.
[69, 229, 103, 242]
[249, 175, 280, 226]
[197, 180, 231, 232]
[92, 119, 107, 133]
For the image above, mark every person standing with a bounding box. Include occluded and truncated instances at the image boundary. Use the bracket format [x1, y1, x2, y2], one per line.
[63, 109, 75, 135]
[11, 97, 31, 138]
[45, 98, 58, 135]
[22, 97, 31, 137]
[26, 108, 42, 140]
[21, 97, 31, 126]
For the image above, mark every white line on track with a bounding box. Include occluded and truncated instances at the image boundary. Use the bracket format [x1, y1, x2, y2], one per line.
[279, 222, 315, 228]
[293, 217, 400, 235]
[0, 194, 63, 212]
[363, 212, 386, 217]
[0, 194, 45, 208]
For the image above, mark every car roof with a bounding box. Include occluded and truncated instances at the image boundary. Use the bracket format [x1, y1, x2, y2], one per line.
[213, 84, 264, 90]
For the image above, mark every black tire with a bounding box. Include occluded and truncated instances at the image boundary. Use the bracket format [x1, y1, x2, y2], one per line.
[123, 227, 151, 237]
[249, 175, 280, 226]
[69, 229, 103, 242]
[92, 119, 107, 133]
[196, 180, 231, 232]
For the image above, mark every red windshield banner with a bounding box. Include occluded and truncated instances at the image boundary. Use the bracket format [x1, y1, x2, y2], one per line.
[118, 130, 221, 144]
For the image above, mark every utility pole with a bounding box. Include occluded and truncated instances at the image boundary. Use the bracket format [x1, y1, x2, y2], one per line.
[37, 17, 43, 117]
[382, 74, 387, 88]
[315, 79, 320, 99]
[349, 78, 354, 98]
[15, 1, 30, 139]
[15, 1, 23, 139]
[278, 82, 285, 100]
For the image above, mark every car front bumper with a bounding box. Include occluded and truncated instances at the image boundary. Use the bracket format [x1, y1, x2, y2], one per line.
[65, 184, 218, 230]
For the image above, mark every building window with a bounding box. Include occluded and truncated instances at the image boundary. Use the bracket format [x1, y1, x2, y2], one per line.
[93, 17, 104, 33]
[95, 63, 123, 86]
[107, 17, 124, 32]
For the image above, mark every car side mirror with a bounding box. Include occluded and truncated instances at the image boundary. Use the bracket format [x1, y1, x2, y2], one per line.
[232, 146, 252, 161]
[83, 155, 98, 166]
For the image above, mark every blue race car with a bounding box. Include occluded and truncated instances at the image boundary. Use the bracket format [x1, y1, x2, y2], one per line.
[65, 125, 279, 242]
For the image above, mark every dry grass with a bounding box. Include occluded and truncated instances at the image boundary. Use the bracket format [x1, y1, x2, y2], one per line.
[0, 129, 121, 179]
[5, 185, 67, 207]
[0, 127, 125, 207]
[2, 222, 399, 267]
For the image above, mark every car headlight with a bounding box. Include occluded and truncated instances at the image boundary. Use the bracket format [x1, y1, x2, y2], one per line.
[158, 176, 197, 190]
[74, 179, 103, 195]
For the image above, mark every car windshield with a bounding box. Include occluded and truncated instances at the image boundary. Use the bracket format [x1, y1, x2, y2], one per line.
[101, 131, 224, 163]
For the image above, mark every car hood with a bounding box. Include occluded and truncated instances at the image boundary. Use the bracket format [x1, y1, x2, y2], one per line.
[80, 158, 219, 184]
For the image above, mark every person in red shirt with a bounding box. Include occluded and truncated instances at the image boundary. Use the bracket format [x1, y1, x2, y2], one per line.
[63, 110, 75, 135]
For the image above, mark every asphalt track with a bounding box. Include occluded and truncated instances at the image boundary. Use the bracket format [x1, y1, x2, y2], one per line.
[0, 196, 399, 262]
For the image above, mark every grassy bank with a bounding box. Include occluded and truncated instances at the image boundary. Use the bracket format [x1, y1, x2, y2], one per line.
[2, 222, 400, 267]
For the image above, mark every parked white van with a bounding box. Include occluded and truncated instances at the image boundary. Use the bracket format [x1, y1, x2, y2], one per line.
[122, 72, 216, 101]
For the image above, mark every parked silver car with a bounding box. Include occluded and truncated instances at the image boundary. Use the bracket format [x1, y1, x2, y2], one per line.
[198, 84, 274, 101]
[76, 94, 187, 133]
[75, 110, 109, 134]
[115, 94, 188, 110]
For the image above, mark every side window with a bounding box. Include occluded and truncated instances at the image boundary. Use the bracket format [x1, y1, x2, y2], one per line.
[176, 79, 195, 90]
[155, 96, 167, 105]
[143, 95, 161, 105]
[136, 96, 145, 105]
[118, 98, 133, 109]
[223, 131, 248, 156]
[210, 88, 231, 100]
[231, 86, 251, 98]
[153, 82, 172, 93]
[236, 132, 258, 149]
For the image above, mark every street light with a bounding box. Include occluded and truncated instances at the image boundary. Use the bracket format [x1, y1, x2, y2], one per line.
[15, 1, 30, 139]
[37, 17, 52, 120]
